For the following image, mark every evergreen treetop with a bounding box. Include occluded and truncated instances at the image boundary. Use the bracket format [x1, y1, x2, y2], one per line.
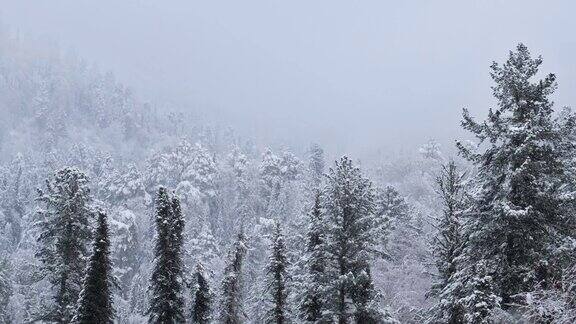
[72, 209, 116, 324]
[457, 43, 576, 311]
[220, 230, 248, 324]
[265, 222, 289, 324]
[148, 187, 186, 323]
[191, 263, 212, 324]
[35, 167, 94, 323]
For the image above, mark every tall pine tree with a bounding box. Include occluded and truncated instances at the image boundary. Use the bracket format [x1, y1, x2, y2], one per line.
[299, 191, 325, 322]
[220, 231, 248, 324]
[72, 210, 116, 323]
[148, 187, 185, 323]
[375, 185, 413, 262]
[457, 43, 576, 314]
[322, 156, 392, 323]
[191, 263, 212, 324]
[265, 222, 289, 324]
[461, 261, 501, 324]
[36, 167, 93, 322]
[307, 143, 325, 190]
[428, 161, 467, 324]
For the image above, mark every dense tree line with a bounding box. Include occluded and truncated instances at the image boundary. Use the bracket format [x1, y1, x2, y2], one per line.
[1, 28, 576, 323]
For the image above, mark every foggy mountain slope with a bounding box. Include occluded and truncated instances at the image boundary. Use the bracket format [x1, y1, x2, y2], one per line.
[4, 0, 576, 157]
[0, 28, 439, 323]
[0, 28, 159, 161]
[0, 27, 287, 169]
[1, 5, 576, 324]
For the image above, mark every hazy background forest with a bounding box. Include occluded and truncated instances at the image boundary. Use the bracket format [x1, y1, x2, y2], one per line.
[0, 1, 575, 323]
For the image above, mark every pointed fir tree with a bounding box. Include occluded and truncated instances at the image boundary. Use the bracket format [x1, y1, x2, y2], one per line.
[191, 263, 212, 324]
[259, 149, 283, 209]
[375, 185, 414, 262]
[171, 195, 186, 271]
[322, 156, 390, 323]
[265, 222, 289, 324]
[307, 143, 325, 190]
[299, 191, 325, 322]
[243, 219, 274, 323]
[433, 162, 466, 287]
[461, 261, 501, 324]
[35, 167, 93, 322]
[220, 231, 248, 324]
[456, 43, 576, 310]
[427, 161, 467, 324]
[148, 187, 186, 323]
[72, 210, 116, 324]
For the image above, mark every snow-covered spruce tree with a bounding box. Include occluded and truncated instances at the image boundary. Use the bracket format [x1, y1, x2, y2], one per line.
[456, 43, 576, 311]
[299, 191, 325, 322]
[243, 219, 276, 323]
[307, 143, 325, 190]
[35, 167, 93, 322]
[0, 155, 27, 249]
[374, 185, 413, 262]
[148, 187, 186, 323]
[427, 161, 467, 324]
[461, 261, 501, 324]
[220, 231, 248, 324]
[72, 210, 116, 324]
[188, 142, 219, 229]
[322, 156, 393, 323]
[279, 151, 303, 183]
[265, 222, 290, 324]
[191, 263, 212, 324]
[259, 148, 282, 210]
[220, 146, 253, 238]
[171, 195, 186, 270]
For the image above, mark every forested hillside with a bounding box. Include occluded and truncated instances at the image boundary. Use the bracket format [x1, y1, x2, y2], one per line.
[1, 26, 576, 323]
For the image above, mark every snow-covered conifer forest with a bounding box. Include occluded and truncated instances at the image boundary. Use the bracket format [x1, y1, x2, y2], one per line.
[1, 2, 576, 323]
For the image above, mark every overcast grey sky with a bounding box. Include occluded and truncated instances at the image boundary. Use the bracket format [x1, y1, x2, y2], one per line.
[2, 0, 575, 155]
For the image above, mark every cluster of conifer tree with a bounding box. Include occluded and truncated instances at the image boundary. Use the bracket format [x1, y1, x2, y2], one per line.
[32, 154, 401, 323]
[2, 26, 576, 323]
[426, 44, 576, 323]
[29, 153, 400, 323]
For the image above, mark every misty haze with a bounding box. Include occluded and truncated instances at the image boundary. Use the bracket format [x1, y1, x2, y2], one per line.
[0, 1, 575, 323]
